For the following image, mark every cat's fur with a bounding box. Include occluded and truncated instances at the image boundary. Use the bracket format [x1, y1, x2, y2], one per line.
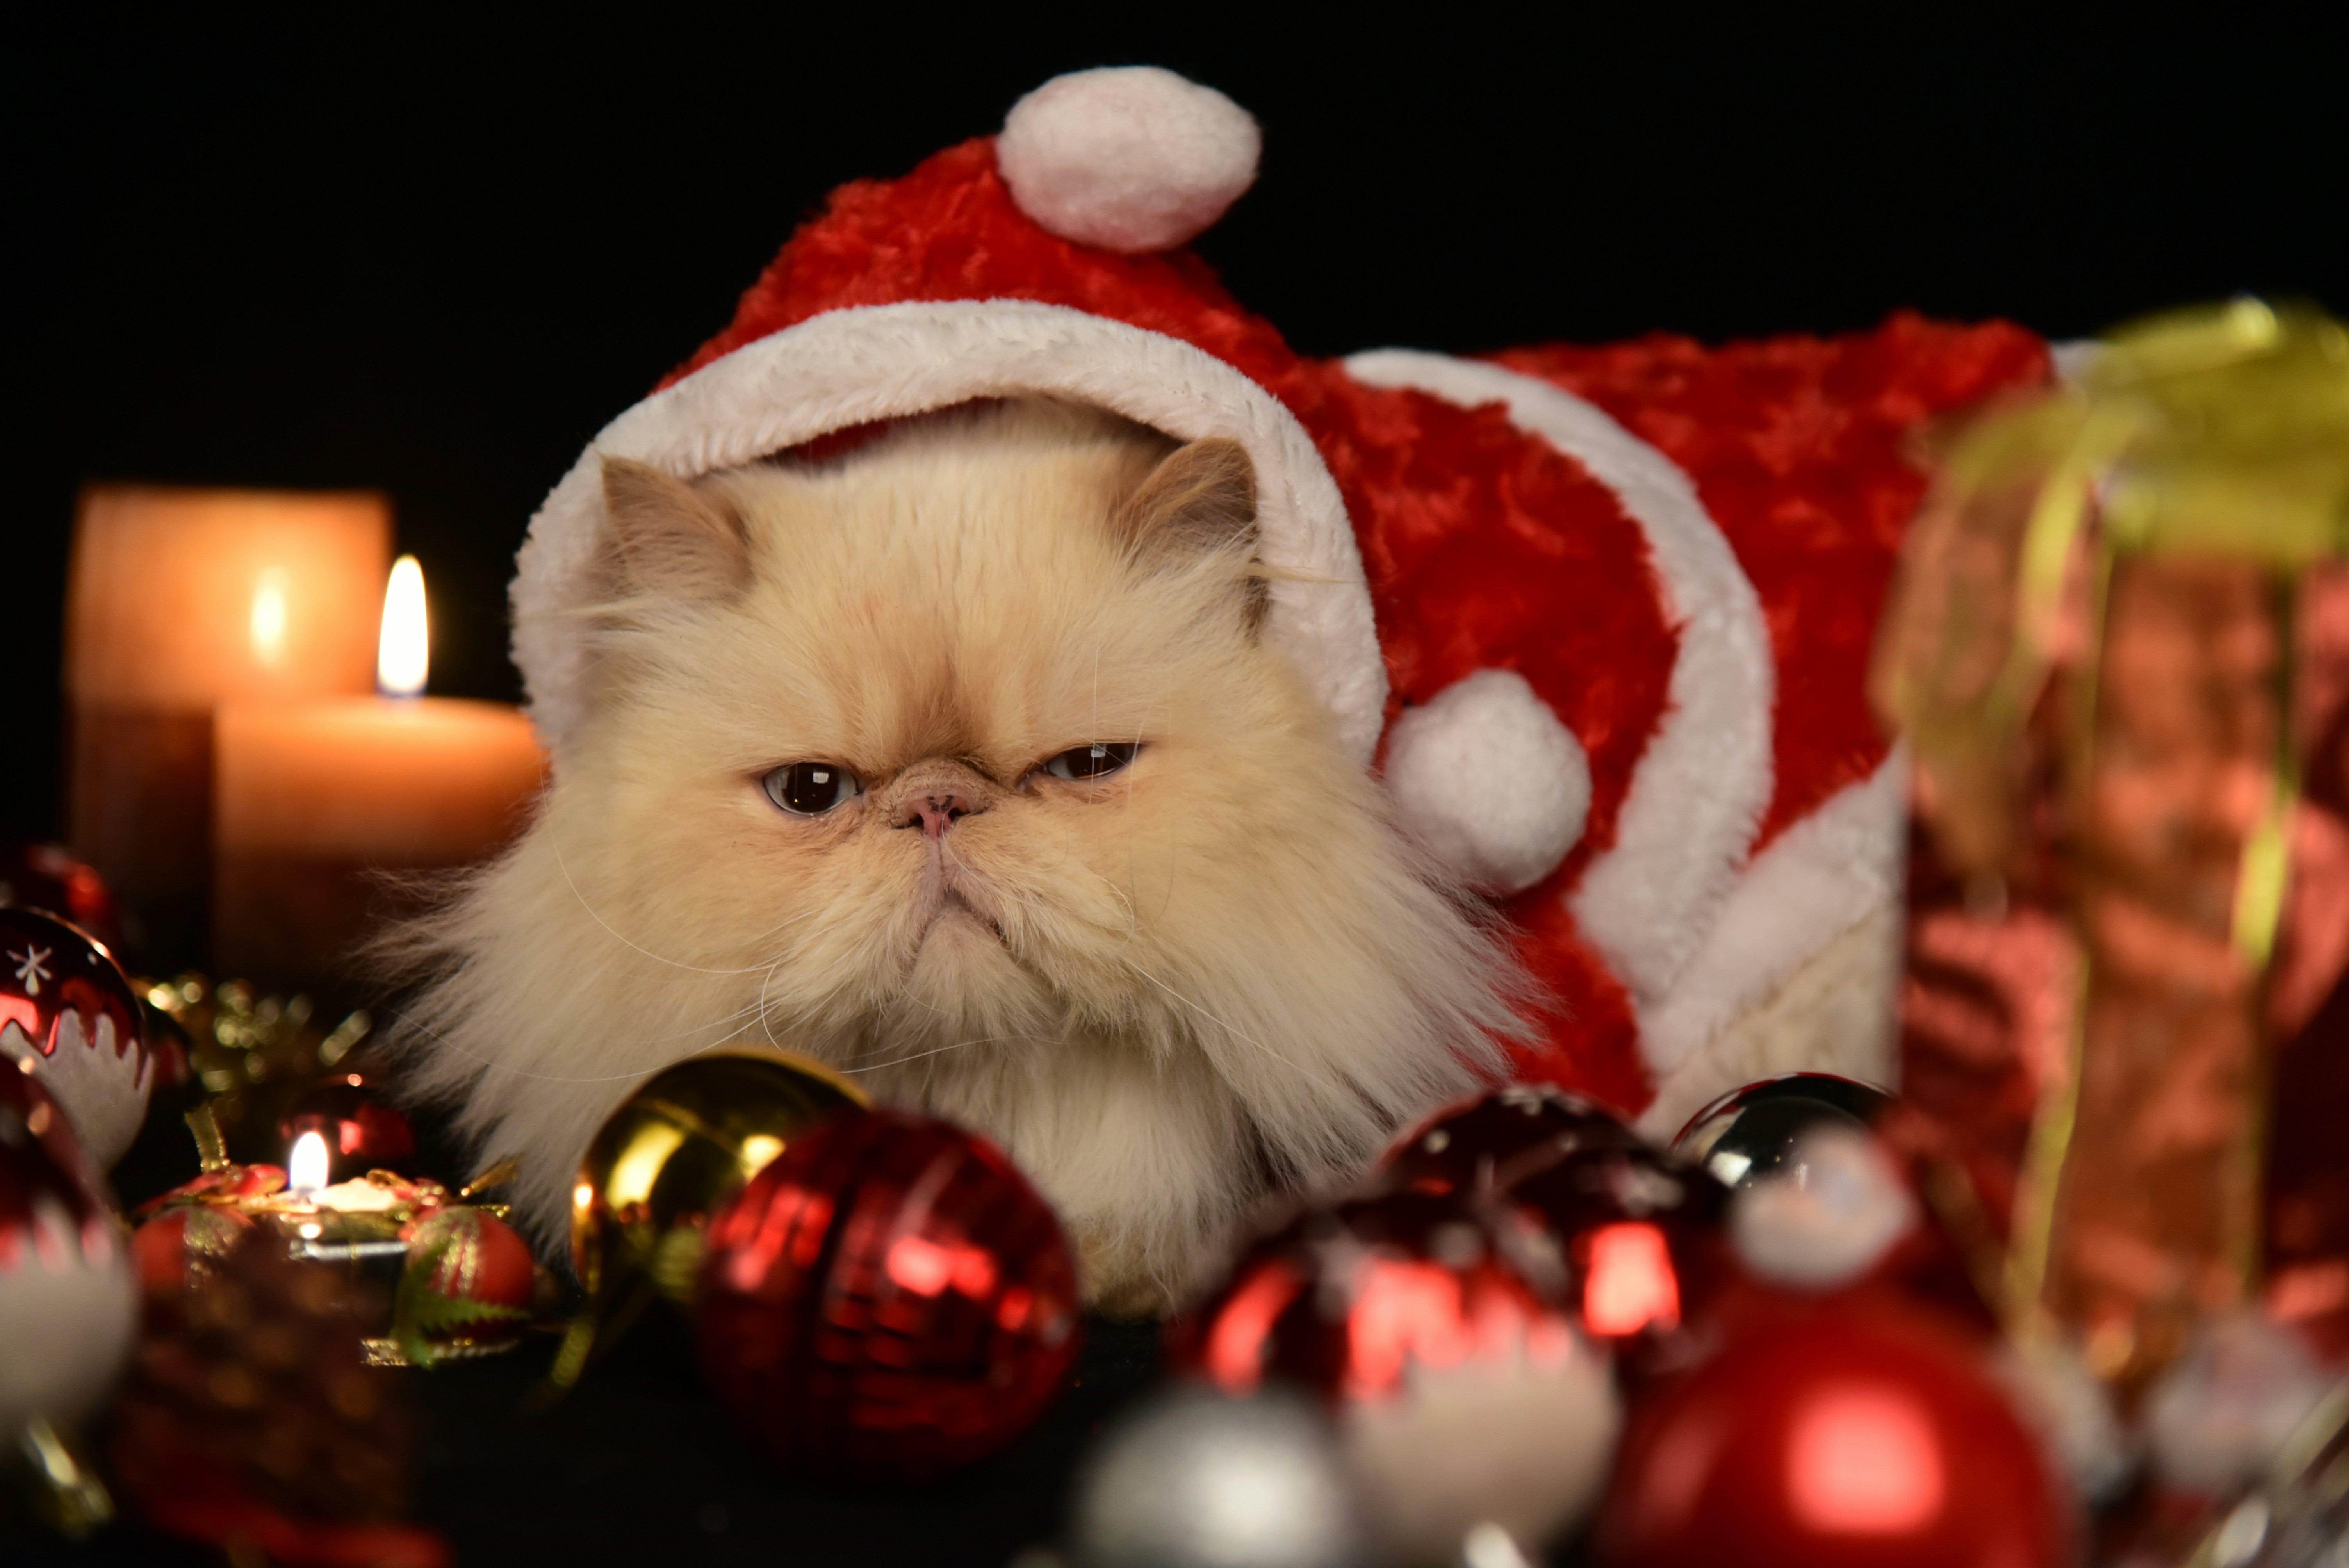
[389, 401, 1527, 1314]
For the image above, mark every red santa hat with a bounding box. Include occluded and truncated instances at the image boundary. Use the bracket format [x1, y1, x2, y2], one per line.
[510, 66, 2048, 1121]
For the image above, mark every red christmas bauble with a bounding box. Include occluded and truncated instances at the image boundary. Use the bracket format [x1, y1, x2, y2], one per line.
[0, 905, 152, 1167]
[1169, 1189, 1619, 1559]
[0, 841, 121, 949]
[278, 1075, 417, 1181]
[1375, 1082, 1644, 1200]
[400, 1206, 535, 1352]
[0, 1064, 135, 1434]
[694, 1108, 1081, 1477]
[132, 1203, 257, 1299]
[1595, 1305, 2067, 1568]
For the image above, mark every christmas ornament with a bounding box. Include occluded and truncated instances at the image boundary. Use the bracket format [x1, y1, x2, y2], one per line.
[1172, 1190, 1617, 1562]
[0, 905, 151, 1167]
[561, 1048, 865, 1384]
[386, 1204, 533, 1367]
[1727, 1123, 1919, 1291]
[130, 1202, 255, 1300]
[694, 1107, 1081, 1477]
[452, 62, 2053, 1174]
[1507, 1136, 1729, 1356]
[278, 1073, 417, 1183]
[1875, 300, 2349, 1392]
[1672, 1072, 1893, 1190]
[143, 973, 374, 1167]
[2144, 1313, 2333, 1499]
[1374, 1082, 1643, 1200]
[111, 1233, 449, 1568]
[1064, 1385, 1376, 1568]
[0, 1064, 135, 1446]
[1594, 1305, 2067, 1568]
[0, 840, 120, 949]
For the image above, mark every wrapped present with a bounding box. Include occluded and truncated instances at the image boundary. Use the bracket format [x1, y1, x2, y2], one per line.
[1872, 299, 2349, 1394]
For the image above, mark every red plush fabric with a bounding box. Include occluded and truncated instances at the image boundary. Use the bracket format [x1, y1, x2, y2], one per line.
[664, 139, 1310, 403]
[1494, 317, 2050, 849]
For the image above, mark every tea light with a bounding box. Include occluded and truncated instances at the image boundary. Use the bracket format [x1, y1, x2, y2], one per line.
[287, 1129, 331, 1202]
[64, 486, 392, 961]
[211, 558, 545, 988]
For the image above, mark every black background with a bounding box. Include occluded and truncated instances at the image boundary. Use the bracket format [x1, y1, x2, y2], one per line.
[2, 14, 2342, 1564]
[6, 14, 2340, 843]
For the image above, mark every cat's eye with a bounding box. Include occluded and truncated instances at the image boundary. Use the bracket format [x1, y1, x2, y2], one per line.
[763, 761, 862, 816]
[1041, 742, 1139, 782]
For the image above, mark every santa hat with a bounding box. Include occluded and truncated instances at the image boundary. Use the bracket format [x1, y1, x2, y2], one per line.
[510, 66, 2048, 1121]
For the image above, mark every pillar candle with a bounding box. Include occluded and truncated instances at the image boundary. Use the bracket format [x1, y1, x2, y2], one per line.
[212, 698, 545, 990]
[64, 486, 391, 963]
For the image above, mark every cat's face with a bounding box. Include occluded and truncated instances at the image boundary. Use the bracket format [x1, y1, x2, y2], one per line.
[573, 404, 1355, 1071]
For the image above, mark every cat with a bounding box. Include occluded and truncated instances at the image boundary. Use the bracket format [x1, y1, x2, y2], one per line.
[389, 399, 1529, 1315]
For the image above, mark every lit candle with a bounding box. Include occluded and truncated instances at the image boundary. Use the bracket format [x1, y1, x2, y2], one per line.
[64, 487, 392, 960]
[287, 1129, 330, 1202]
[212, 558, 545, 989]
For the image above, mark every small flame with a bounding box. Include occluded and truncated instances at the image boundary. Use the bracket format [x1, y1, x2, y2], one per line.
[377, 555, 429, 697]
[250, 568, 290, 666]
[288, 1130, 330, 1199]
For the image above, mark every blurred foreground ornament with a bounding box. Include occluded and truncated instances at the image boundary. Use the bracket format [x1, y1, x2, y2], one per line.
[1673, 1072, 1893, 1190]
[1065, 1385, 1378, 1568]
[0, 1066, 134, 1535]
[559, 1049, 865, 1384]
[0, 905, 153, 1167]
[695, 1107, 1081, 1477]
[1593, 1304, 2067, 1568]
[111, 1230, 448, 1568]
[1727, 1123, 1919, 1291]
[1872, 299, 2349, 1391]
[383, 1204, 533, 1367]
[1374, 1083, 1643, 1200]
[1171, 1190, 1617, 1563]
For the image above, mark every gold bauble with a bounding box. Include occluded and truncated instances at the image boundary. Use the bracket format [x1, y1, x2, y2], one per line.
[557, 1049, 866, 1384]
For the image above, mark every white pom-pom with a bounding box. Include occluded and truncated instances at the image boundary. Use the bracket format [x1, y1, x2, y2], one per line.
[1384, 669, 1591, 894]
[997, 67, 1260, 253]
[1729, 1124, 1916, 1289]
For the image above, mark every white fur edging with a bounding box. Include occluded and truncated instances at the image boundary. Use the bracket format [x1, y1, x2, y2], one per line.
[1342, 350, 1774, 1005]
[512, 300, 1386, 769]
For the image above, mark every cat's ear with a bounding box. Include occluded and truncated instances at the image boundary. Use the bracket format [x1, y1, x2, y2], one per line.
[1114, 437, 1267, 627]
[600, 456, 751, 602]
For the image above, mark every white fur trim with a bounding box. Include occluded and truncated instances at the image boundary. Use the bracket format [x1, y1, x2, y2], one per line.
[1342, 351, 1773, 1001]
[1637, 747, 1910, 1079]
[514, 301, 1385, 766]
[998, 68, 1260, 254]
[2, 1012, 151, 1170]
[1729, 1124, 1916, 1289]
[1384, 668, 1591, 894]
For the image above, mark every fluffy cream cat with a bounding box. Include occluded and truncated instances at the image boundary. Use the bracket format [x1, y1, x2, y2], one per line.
[392, 401, 1527, 1314]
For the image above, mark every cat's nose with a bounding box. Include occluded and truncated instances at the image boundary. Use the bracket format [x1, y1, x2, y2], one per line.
[897, 790, 986, 840]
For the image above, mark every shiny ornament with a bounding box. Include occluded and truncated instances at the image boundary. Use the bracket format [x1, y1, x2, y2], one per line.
[1375, 1082, 1643, 1200]
[1728, 1123, 1918, 1290]
[1672, 1071, 1893, 1190]
[1066, 1385, 1376, 1568]
[278, 1074, 417, 1183]
[131, 1203, 256, 1299]
[1173, 1190, 1618, 1562]
[563, 1049, 864, 1381]
[0, 905, 151, 1167]
[1595, 1305, 2066, 1568]
[1509, 1137, 1729, 1359]
[695, 1108, 1081, 1477]
[0, 841, 121, 949]
[0, 1065, 136, 1441]
[389, 1206, 534, 1365]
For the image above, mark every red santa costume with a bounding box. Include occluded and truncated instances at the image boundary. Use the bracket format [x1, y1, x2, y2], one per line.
[508, 66, 2050, 1135]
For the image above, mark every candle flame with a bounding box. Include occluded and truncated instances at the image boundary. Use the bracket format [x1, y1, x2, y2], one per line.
[288, 1130, 330, 1198]
[250, 569, 290, 666]
[378, 555, 429, 697]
